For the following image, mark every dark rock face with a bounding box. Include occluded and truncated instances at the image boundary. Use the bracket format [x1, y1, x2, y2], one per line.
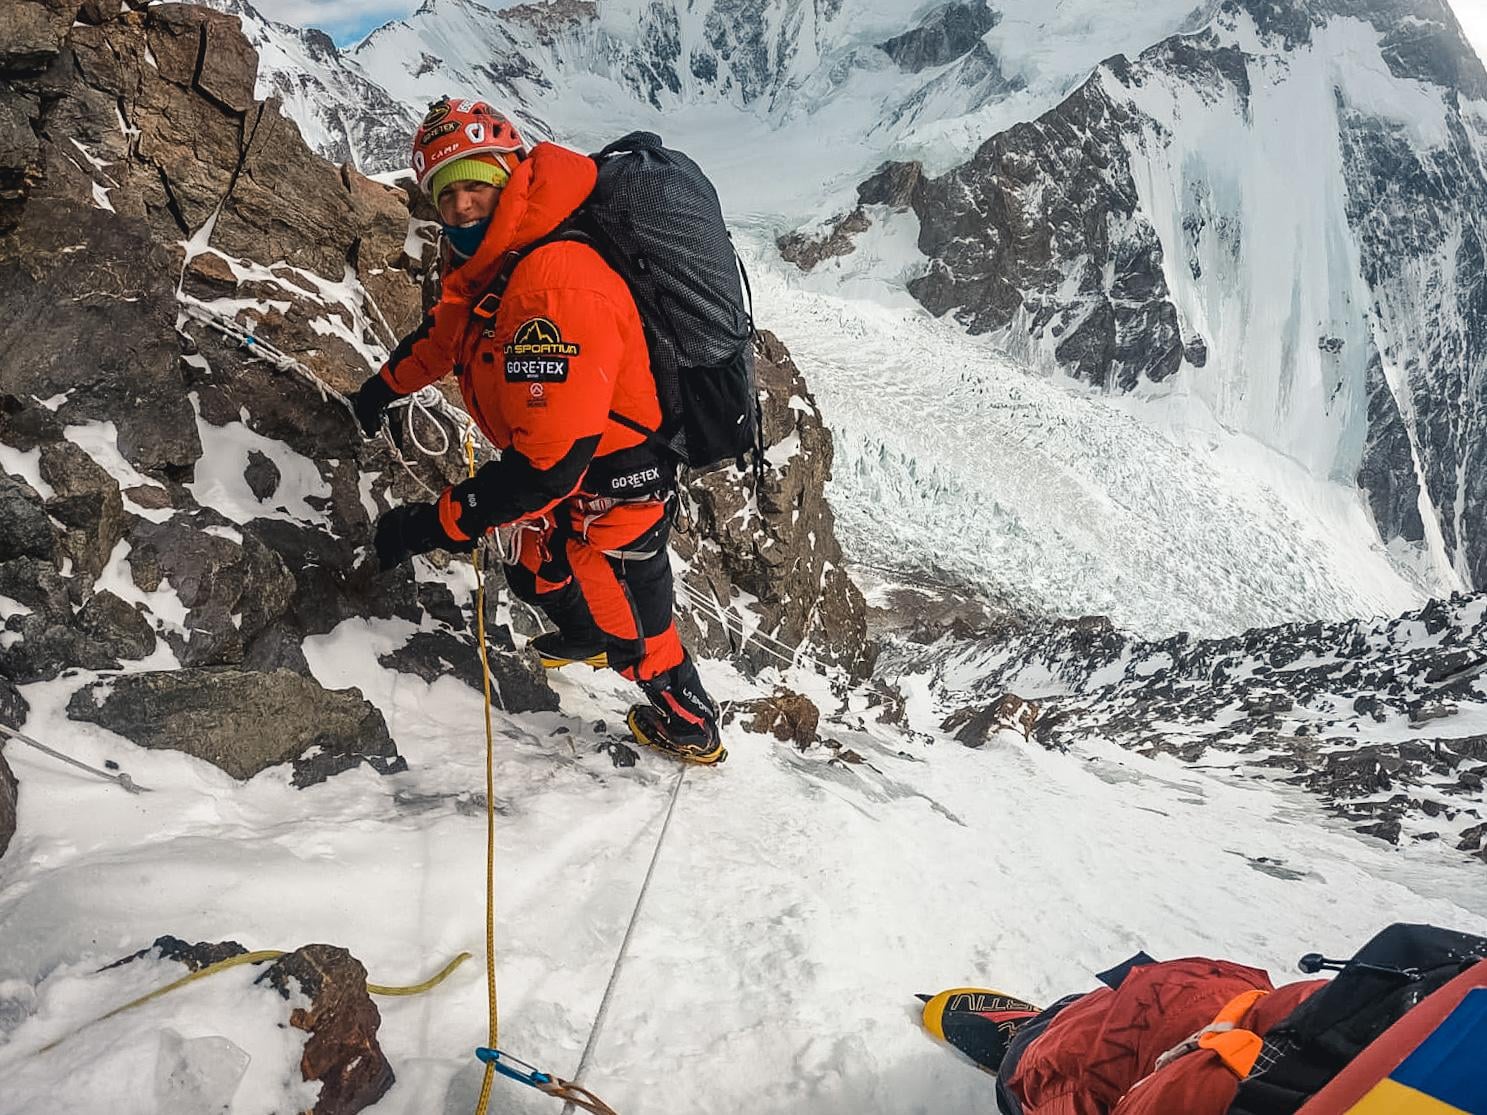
[941, 693, 1041, 747]
[1338, 102, 1487, 586]
[65, 668, 404, 786]
[1357, 353, 1425, 546]
[778, 162, 926, 271]
[0, 202, 201, 475]
[778, 207, 872, 270]
[906, 72, 1186, 389]
[378, 625, 559, 713]
[0, 747, 17, 861]
[40, 440, 127, 580]
[105, 934, 249, 972]
[127, 515, 297, 666]
[946, 592, 1487, 858]
[879, 0, 999, 73]
[256, 944, 395, 1115]
[244, 449, 281, 501]
[0, 676, 27, 729]
[0, 475, 56, 563]
[76, 590, 157, 661]
[677, 330, 876, 679]
[0, 0, 75, 76]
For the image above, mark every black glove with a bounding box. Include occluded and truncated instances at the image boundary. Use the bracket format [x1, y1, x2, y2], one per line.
[349, 374, 399, 438]
[373, 502, 476, 570]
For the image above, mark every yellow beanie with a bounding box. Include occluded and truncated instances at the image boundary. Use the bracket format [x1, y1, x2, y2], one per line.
[430, 155, 510, 206]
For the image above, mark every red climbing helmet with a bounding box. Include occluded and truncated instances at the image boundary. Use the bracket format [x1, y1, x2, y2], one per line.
[410, 96, 526, 192]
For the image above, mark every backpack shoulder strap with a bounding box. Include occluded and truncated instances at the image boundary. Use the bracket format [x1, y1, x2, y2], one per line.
[469, 224, 585, 321]
[466, 221, 676, 457]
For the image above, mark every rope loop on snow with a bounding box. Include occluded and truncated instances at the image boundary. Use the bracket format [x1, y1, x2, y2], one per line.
[36, 950, 472, 1055]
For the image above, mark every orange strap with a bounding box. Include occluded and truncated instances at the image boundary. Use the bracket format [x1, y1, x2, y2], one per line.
[1197, 989, 1269, 1078]
[1150, 988, 1270, 1081]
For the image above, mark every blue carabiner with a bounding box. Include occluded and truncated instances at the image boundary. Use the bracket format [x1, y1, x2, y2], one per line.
[475, 1047, 555, 1089]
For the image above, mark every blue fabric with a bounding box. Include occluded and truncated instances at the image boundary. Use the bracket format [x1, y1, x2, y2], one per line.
[1097, 952, 1159, 990]
[443, 217, 491, 259]
[1391, 989, 1487, 1113]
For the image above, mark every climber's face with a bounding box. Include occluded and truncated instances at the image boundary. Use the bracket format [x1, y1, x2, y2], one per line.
[437, 180, 501, 228]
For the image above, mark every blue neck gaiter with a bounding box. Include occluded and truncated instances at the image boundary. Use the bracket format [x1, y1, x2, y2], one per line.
[443, 217, 491, 261]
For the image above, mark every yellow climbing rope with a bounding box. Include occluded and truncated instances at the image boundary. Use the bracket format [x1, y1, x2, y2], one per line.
[39, 949, 472, 1054]
[468, 428, 501, 1115]
[461, 428, 622, 1115]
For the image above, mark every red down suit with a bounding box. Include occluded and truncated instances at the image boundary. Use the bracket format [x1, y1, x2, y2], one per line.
[378, 141, 685, 680]
[1001, 959, 1325, 1115]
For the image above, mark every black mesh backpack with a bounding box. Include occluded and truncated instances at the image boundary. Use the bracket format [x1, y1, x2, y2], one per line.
[489, 132, 761, 471]
[1228, 922, 1487, 1114]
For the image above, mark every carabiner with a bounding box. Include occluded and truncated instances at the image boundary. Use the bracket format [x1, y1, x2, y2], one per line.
[474, 1046, 554, 1089]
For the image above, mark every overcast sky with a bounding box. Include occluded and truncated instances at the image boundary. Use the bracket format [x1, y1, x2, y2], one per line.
[250, 0, 1487, 63]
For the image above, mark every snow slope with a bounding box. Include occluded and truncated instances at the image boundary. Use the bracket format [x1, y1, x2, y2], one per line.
[2, 613, 1483, 1113]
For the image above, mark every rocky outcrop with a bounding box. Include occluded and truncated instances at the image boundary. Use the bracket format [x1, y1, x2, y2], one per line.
[105, 934, 249, 972]
[778, 162, 924, 271]
[102, 936, 392, 1115]
[65, 668, 404, 786]
[878, 0, 999, 73]
[256, 945, 394, 1115]
[0, 677, 27, 730]
[378, 626, 558, 713]
[677, 330, 875, 679]
[941, 693, 1041, 747]
[733, 690, 821, 749]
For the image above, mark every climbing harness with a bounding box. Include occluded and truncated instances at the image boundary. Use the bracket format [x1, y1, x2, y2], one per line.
[38, 949, 472, 1054]
[0, 721, 150, 793]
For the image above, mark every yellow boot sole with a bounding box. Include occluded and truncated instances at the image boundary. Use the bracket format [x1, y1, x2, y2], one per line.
[537, 651, 608, 670]
[626, 707, 727, 765]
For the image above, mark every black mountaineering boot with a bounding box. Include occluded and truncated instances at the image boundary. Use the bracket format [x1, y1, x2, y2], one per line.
[629, 656, 725, 764]
[530, 629, 608, 670]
